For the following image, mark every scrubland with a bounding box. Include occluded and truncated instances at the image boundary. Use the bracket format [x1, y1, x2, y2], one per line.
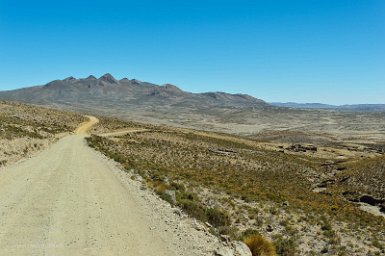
[87, 116, 385, 256]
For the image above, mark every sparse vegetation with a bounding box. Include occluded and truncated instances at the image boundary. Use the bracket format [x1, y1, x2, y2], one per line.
[86, 116, 385, 255]
[273, 234, 297, 256]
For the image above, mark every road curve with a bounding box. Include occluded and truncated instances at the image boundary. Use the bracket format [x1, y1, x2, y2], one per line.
[0, 116, 177, 256]
[75, 115, 99, 135]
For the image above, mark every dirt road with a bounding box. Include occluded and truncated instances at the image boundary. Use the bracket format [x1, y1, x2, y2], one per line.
[0, 117, 218, 255]
[74, 115, 99, 135]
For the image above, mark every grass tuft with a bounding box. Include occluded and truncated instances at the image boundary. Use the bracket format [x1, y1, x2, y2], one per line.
[244, 234, 277, 256]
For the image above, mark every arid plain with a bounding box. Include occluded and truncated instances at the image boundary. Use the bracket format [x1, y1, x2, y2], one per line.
[0, 76, 384, 255]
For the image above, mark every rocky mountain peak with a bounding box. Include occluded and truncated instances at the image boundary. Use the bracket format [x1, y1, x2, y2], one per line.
[99, 73, 118, 84]
[63, 76, 77, 82]
[86, 75, 97, 80]
[159, 84, 184, 96]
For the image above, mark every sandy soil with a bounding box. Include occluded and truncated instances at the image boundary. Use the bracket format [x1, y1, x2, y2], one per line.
[0, 117, 228, 256]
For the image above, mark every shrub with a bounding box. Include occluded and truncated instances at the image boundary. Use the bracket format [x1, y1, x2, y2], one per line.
[372, 238, 384, 250]
[244, 234, 277, 256]
[159, 192, 174, 204]
[169, 181, 185, 192]
[273, 234, 297, 256]
[178, 199, 207, 222]
[216, 226, 239, 239]
[206, 207, 230, 227]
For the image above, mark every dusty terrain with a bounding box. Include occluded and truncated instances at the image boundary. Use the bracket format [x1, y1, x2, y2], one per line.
[87, 116, 385, 256]
[1, 100, 384, 255]
[0, 114, 239, 256]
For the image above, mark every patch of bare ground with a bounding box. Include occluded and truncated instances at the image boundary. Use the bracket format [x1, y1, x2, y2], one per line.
[88, 116, 385, 256]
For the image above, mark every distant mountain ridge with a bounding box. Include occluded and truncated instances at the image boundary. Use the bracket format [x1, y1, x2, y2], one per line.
[1, 74, 383, 113]
[0, 73, 266, 108]
[0, 73, 272, 130]
[271, 102, 385, 112]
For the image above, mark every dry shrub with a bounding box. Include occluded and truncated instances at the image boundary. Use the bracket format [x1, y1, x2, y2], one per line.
[244, 234, 276, 256]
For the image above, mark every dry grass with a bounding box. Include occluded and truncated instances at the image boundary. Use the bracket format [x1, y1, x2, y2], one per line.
[244, 234, 276, 256]
[337, 156, 385, 199]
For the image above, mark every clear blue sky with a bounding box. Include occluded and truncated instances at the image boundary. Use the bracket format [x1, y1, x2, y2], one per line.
[0, 0, 384, 104]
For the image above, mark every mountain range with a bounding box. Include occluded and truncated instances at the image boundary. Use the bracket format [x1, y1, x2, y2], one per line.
[1, 73, 383, 112]
[0, 73, 266, 109]
[1, 74, 384, 134]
